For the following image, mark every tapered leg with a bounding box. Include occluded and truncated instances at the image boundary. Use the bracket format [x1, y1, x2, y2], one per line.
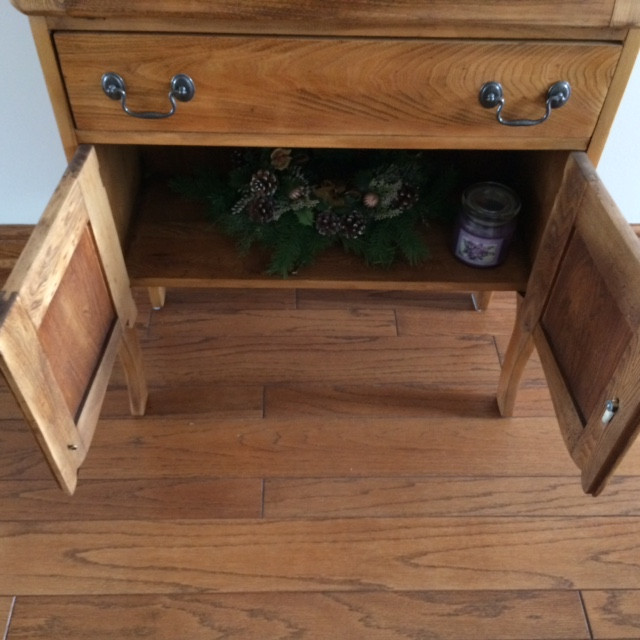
[118, 325, 148, 416]
[496, 294, 535, 417]
[148, 286, 166, 310]
[472, 291, 494, 311]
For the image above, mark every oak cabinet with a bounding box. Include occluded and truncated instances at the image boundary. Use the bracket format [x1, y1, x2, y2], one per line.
[4, 0, 640, 495]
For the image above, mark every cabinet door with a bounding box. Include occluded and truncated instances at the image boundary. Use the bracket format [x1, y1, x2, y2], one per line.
[0, 146, 147, 494]
[498, 152, 640, 495]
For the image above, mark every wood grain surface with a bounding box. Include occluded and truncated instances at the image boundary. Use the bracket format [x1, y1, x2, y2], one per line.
[2, 286, 640, 638]
[7, 591, 589, 640]
[11, 0, 626, 32]
[55, 34, 620, 149]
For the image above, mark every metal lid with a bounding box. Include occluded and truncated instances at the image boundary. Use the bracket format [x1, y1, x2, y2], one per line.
[462, 182, 521, 227]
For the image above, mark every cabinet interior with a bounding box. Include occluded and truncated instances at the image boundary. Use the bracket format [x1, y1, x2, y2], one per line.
[100, 145, 571, 293]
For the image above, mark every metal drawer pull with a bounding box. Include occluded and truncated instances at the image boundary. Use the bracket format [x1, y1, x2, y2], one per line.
[479, 81, 571, 127]
[101, 72, 195, 119]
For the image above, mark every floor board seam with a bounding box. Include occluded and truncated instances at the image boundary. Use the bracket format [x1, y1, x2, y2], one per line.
[2, 597, 15, 640]
[578, 589, 596, 640]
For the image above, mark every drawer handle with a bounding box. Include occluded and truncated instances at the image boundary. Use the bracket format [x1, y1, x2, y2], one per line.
[479, 81, 571, 127]
[101, 72, 195, 119]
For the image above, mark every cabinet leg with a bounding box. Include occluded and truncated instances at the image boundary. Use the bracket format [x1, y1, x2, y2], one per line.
[148, 286, 166, 310]
[472, 291, 494, 311]
[118, 324, 148, 416]
[496, 293, 534, 417]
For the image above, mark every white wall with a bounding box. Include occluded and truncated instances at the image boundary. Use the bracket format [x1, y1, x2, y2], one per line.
[0, 3, 66, 224]
[598, 52, 640, 223]
[1, 4, 639, 223]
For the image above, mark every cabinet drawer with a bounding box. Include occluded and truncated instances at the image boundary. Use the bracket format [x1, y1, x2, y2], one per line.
[55, 34, 621, 149]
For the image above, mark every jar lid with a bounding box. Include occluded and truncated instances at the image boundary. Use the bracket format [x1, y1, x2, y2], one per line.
[462, 182, 521, 226]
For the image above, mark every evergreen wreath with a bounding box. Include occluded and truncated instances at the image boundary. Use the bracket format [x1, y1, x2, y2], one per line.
[171, 147, 457, 277]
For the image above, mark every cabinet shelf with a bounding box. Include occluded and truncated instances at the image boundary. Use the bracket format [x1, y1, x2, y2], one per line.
[125, 182, 531, 292]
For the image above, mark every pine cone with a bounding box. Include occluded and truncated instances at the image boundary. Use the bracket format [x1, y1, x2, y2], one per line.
[247, 195, 276, 223]
[392, 184, 419, 210]
[315, 209, 341, 236]
[289, 185, 309, 201]
[250, 169, 278, 196]
[339, 210, 368, 239]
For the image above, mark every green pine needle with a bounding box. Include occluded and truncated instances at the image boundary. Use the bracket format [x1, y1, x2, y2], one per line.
[169, 148, 458, 277]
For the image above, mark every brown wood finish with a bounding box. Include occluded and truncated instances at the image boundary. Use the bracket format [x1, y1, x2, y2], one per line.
[582, 590, 640, 639]
[93, 145, 139, 246]
[55, 34, 620, 150]
[2, 288, 640, 638]
[125, 182, 530, 292]
[39, 228, 115, 419]
[541, 232, 632, 423]
[612, 0, 640, 27]
[0, 226, 34, 287]
[6, 592, 590, 640]
[28, 17, 78, 160]
[497, 153, 587, 417]
[5, 0, 640, 632]
[1, 597, 14, 636]
[499, 152, 640, 495]
[10, 0, 630, 30]
[0, 147, 147, 494]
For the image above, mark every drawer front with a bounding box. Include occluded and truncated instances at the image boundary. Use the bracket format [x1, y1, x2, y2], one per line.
[55, 33, 621, 149]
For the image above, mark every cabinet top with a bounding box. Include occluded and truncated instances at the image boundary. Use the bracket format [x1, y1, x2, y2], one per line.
[11, 0, 640, 32]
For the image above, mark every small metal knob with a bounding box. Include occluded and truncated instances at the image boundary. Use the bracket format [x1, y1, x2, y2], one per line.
[479, 81, 571, 127]
[601, 399, 619, 426]
[101, 72, 195, 119]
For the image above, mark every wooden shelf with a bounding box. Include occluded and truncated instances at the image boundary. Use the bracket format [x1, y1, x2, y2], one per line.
[125, 182, 531, 292]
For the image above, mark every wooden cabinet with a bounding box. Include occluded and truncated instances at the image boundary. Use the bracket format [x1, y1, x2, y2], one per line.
[5, 0, 640, 495]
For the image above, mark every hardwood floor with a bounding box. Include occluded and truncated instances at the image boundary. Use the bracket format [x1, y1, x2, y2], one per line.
[2, 284, 640, 639]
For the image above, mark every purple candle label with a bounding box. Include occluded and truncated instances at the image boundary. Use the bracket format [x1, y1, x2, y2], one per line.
[454, 229, 504, 267]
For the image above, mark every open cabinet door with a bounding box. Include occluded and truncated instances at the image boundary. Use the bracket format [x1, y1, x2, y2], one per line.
[498, 152, 640, 496]
[0, 146, 147, 494]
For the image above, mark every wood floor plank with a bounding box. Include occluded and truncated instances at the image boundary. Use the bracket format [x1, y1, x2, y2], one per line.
[393, 307, 558, 416]
[264, 382, 555, 418]
[0, 225, 33, 287]
[0, 478, 263, 521]
[0, 385, 23, 421]
[265, 476, 640, 518]
[395, 307, 515, 337]
[100, 383, 264, 418]
[135, 334, 501, 386]
[582, 590, 640, 639]
[1, 597, 14, 638]
[150, 308, 399, 337]
[3, 379, 265, 422]
[149, 287, 297, 309]
[2, 517, 640, 594]
[7, 591, 588, 640]
[0, 415, 580, 481]
[296, 289, 477, 310]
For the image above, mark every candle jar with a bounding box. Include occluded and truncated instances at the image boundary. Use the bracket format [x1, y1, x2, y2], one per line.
[453, 182, 521, 268]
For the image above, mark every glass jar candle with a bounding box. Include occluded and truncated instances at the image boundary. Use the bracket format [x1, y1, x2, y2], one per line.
[453, 182, 521, 268]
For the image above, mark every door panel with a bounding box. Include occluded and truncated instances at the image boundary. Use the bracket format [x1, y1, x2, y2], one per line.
[498, 152, 640, 495]
[0, 146, 147, 494]
[541, 231, 633, 424]
[39, 226, 117, 420]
